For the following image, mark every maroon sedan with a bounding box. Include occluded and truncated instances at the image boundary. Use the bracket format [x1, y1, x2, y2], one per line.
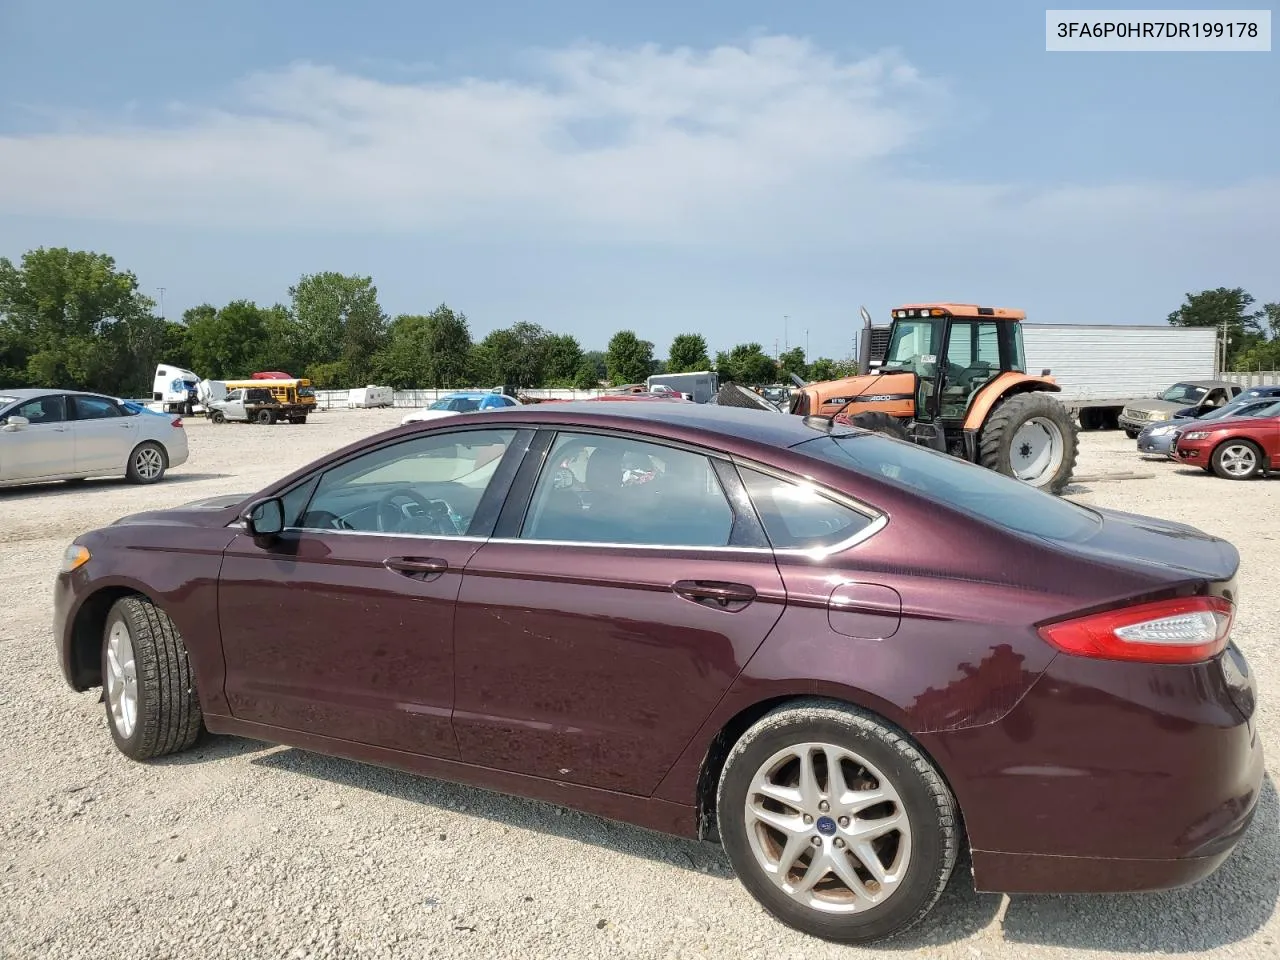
[1174, 405, 1280, 479]
[53, 403, 1262, 943]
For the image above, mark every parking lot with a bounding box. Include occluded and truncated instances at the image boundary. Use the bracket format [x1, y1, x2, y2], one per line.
[1, 409, 1276, 960]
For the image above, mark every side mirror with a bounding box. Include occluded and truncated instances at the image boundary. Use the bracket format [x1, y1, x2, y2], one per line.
[1, 415, 29, 432]
[242, 497, 285, 542]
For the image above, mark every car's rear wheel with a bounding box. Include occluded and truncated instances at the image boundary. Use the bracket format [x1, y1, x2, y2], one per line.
[256, 409, 276, 425]
[126, 442, 167, 484]
[102, 597, 204, 761]
[1211, 440, 1263, 480]
[716, 700, 958, 944]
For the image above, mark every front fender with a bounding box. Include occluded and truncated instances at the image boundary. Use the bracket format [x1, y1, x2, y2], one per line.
[963, 373, 1062, 432]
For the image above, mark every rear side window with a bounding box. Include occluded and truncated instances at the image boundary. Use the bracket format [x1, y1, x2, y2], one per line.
[797, 434, 1101, 543]
[71, 396, 123, 420]
[739, 467, 876, 551]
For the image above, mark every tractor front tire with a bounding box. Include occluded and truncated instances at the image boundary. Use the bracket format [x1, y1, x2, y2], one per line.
[979, 393, 1078, 495]
[846, 412, 911, 442]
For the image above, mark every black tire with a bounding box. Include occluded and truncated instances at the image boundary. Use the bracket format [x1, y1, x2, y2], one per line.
[125, 441, 168, 484]
[1124, 428, 1140, 440]
[209, 410, 226, 424]
[1210, 439, 1263, 481]
[255, 408, 276, 425]
[979, 392, 1079, 494]
[846, 412, 910, 441]
[102, 597, 204, 761]
[290, 415, 307, 424]
[716, 699, 958, 945]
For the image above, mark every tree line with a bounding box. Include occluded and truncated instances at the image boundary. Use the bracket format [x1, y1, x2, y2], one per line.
[3, 248, 1276, 398]
[0, 247, 858, 396]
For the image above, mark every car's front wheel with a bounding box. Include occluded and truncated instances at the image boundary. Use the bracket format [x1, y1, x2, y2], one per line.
[1211, 439, 1263, 480]
[717, 700, 958, 944]
[102, 597, 204, 761]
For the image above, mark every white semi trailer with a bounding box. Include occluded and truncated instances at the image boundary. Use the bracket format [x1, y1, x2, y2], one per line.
[864, 323, 1218, 429]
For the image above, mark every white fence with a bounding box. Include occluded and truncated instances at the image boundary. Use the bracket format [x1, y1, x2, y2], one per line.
[313, 388, 605, 409]
[1221, 371, 1280, 387]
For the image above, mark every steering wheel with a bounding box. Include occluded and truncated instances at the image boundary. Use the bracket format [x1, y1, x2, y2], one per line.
[376, 486, 457, 535]
[300, 509, 355, 531]
[951, 365, 992, 390]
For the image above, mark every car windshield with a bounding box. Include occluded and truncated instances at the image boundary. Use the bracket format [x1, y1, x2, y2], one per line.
[795, 433, 1102, 543]
[1159, 383, 1207, 403]
[431, 397, 480, 412]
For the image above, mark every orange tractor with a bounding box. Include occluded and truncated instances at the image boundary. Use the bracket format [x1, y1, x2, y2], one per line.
[788, 303, 1079, 493]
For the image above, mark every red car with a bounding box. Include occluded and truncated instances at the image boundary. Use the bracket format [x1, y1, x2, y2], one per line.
[53, 403, 1261, 943]
[1174, 405, 1280, 479]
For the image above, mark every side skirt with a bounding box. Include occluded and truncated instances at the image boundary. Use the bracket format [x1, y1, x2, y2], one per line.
[203, 714, 699, 838]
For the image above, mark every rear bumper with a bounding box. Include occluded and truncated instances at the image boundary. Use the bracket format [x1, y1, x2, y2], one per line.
[922, 645, 1264, 894]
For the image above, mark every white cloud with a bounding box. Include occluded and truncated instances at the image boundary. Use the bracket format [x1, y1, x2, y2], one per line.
[0, 33, 1276, 259]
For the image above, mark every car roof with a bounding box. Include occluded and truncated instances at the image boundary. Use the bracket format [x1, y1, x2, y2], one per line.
[1182, 380, 1238, 388]
[430, 400, 852, 450]
[0, 388, 102, 400]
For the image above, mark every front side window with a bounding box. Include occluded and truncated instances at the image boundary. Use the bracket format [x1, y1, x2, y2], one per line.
[71, 396, 123, 420]
[881, 320, 942, 372]
[739, 467, 876, 552]
[521, 432, 734, 547]
[297, 429, 515, 536]
[9, 396, 66, 424]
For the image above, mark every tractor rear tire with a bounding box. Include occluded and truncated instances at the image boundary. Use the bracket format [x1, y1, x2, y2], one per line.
[846, 412, 911, 442]
[979, 393, 1078, 495]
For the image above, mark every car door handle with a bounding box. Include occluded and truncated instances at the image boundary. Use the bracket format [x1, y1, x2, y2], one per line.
[672, 580, 756, 609]
[384, 557, 449, 580]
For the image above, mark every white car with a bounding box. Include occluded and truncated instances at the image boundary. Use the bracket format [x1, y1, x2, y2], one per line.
[400, 391, 521, 425]
[0, 389, 190, 487]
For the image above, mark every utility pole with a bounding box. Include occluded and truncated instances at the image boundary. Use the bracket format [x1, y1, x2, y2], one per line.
[158, 287, 166, 321]
[783, 315, 789, 352]
[805, 329, 809, 361]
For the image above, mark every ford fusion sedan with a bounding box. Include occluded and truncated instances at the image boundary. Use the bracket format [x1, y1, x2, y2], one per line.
[1174, 406, 1280, 480]
[54, 403, 1261, 943]
[1137, 396, 1280, 458]
[2, 389, 188, 488]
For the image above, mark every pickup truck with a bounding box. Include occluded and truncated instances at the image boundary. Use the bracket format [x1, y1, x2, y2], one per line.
[207, 387, 309, 425]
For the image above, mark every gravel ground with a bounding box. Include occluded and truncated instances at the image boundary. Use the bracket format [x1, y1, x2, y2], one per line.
[1, 410, 1277, 960]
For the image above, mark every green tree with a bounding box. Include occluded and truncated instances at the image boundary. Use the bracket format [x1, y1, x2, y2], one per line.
[807, 357, 837, 381]
[1166, 287, 1263, 369]
[542, 333, 584, 384]
[668, 333, 710, 373]
[0, 247, 160, 394]
[375, 305, 473, 389]
[289, 272, 388, 387]
[715, 342, 777, 384]
[572, 360, 601, 390]
[778, 346, 807, 380]
[605, 330, 654, 385]
[186, 300, 276, 379]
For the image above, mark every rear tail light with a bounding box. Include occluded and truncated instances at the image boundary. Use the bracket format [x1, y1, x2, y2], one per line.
[171, 417, 184, 428]
[1038, 595, 1233, 664]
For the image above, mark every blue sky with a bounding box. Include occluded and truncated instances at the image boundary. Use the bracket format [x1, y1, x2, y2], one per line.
[1, 0, 1276, 362]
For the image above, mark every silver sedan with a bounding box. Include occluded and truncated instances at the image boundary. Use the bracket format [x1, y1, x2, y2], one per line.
[0, 389, 189, 487]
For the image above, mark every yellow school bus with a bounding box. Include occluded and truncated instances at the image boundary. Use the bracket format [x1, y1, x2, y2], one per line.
[222, 378, 317, 409]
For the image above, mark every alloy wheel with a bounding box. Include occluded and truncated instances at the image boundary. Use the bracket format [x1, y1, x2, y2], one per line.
[744, 742, 912, 914]
[106, 620, 138, 739]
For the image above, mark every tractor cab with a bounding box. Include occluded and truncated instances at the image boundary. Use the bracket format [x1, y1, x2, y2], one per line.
[876, 304, 1029, 424]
